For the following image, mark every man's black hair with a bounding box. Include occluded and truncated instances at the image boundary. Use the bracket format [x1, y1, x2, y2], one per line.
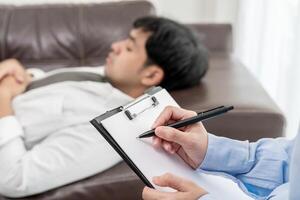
[133, 16, 209, 91]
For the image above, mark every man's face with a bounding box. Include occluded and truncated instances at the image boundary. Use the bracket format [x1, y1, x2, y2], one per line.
[104, 28, 151, 87]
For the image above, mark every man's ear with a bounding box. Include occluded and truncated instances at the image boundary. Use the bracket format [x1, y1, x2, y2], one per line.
[140, 65, 164, 87]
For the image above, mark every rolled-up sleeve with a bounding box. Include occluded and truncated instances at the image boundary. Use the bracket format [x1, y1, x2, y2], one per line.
[199, 134, 293, 198]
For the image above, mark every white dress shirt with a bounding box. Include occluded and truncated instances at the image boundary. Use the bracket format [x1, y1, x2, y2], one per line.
[0, 66, 133, 197]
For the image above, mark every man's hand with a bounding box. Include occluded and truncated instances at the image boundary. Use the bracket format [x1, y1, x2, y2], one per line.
[0, 59, 26, 83]
[0, 73, 31, 117]
[0, 73, 32, 100]
[142, 173, 207, 200]
[151, 106, 208, 169]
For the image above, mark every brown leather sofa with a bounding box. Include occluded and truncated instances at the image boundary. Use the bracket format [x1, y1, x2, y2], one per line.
[0, 1, 285, 200]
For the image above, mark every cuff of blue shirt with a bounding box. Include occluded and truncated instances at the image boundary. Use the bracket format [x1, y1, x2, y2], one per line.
[0, 116, 23, 147]
[199, 133, 249, 172]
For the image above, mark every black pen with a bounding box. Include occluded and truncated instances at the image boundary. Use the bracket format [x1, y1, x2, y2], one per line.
[138, 106, 234, 139]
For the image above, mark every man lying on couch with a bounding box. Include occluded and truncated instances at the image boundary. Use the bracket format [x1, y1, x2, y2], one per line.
[0, 16, 208, 197]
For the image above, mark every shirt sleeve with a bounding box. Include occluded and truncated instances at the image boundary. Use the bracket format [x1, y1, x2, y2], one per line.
[266, 183, 289, 200]
[199, 134, 293, 198]
[0, 123, 121, 198]
[0, 116, 24, 147]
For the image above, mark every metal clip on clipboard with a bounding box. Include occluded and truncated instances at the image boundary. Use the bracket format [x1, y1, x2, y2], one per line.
[123, 87, 161, 120]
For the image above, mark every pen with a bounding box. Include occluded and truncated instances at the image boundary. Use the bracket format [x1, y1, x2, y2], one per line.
[138, 105, 234, 139]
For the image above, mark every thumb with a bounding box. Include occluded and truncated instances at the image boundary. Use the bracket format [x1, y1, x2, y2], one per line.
[14, 72, 24, 83]
[155, 126, 188, 146]
[153, 173, 190, 192]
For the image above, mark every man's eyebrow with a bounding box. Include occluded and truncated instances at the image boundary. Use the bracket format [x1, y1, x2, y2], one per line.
[129, 34, 136, 43]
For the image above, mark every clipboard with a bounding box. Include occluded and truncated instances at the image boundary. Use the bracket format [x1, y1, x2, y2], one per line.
[90, 87, 167, 188]
[90, 87, 254, 199]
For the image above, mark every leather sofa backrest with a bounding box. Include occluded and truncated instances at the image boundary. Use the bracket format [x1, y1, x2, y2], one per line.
[0, 1, 155, 70]
[0, 1, 234, 71]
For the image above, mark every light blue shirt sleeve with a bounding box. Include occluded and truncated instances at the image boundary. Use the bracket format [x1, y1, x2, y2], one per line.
[199, 134, 294, 199]
[266, 183, 289, 200]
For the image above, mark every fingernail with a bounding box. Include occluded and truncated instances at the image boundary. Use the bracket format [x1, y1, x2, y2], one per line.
[166, 144, 171, 151]
[154, 126, 163, 136]
[17, 76, 24, 83]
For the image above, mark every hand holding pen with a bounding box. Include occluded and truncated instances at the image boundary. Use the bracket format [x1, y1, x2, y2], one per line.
[142, 106, 234, 200]
[140, 105, 233, 168]
[138, 106, 233, 139]
[142, 106, 233, 200]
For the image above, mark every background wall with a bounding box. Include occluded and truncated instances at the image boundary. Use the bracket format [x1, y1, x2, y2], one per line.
[157, 0, 238, 24]
[0, 0, 239, 24]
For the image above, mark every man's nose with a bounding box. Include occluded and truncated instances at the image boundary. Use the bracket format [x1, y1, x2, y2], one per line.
[111, 41, 123, 54]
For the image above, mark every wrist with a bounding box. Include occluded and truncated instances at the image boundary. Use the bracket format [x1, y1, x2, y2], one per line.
[196, 125, 209, 167]
[0, 89, 13, 117]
